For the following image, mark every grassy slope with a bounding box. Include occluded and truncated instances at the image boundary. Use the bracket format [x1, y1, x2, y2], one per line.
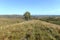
[0, 18, 24, 26]
[0, 20, 60, 40]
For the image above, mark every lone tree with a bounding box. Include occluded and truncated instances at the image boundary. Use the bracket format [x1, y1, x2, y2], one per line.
[24, 11, 31, 20]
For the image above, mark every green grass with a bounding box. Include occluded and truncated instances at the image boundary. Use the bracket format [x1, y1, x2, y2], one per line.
[39, 17, 60, 25]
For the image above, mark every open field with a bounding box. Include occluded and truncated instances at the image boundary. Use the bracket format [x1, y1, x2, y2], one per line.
[0, 18, 24, 26]
[0, 17, 60, 40]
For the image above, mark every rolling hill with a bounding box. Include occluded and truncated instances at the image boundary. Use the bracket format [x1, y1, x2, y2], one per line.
[0, 20, 60, 40]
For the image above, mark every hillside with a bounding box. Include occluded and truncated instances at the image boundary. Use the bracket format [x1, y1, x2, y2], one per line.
[0, 18, 24, 26]
[0, 20, 60, 40]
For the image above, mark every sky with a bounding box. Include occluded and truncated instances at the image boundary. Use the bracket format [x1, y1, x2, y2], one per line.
[0, 0, 60, 15]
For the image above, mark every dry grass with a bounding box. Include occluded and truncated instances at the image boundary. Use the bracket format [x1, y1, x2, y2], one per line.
[0, 18, 24, 26]
[0, 19, 60, 40]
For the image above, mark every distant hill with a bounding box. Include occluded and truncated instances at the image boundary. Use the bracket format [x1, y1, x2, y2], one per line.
[0, 15, 60, 18]
[0, 15, 23, 18]
[0, 20, 60, 40]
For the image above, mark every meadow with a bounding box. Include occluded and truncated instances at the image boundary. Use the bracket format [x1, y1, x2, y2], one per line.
[0, 16, 60, 40]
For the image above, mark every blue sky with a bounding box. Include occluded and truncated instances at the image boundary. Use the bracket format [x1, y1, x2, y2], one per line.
[0, 0, 60, 15]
